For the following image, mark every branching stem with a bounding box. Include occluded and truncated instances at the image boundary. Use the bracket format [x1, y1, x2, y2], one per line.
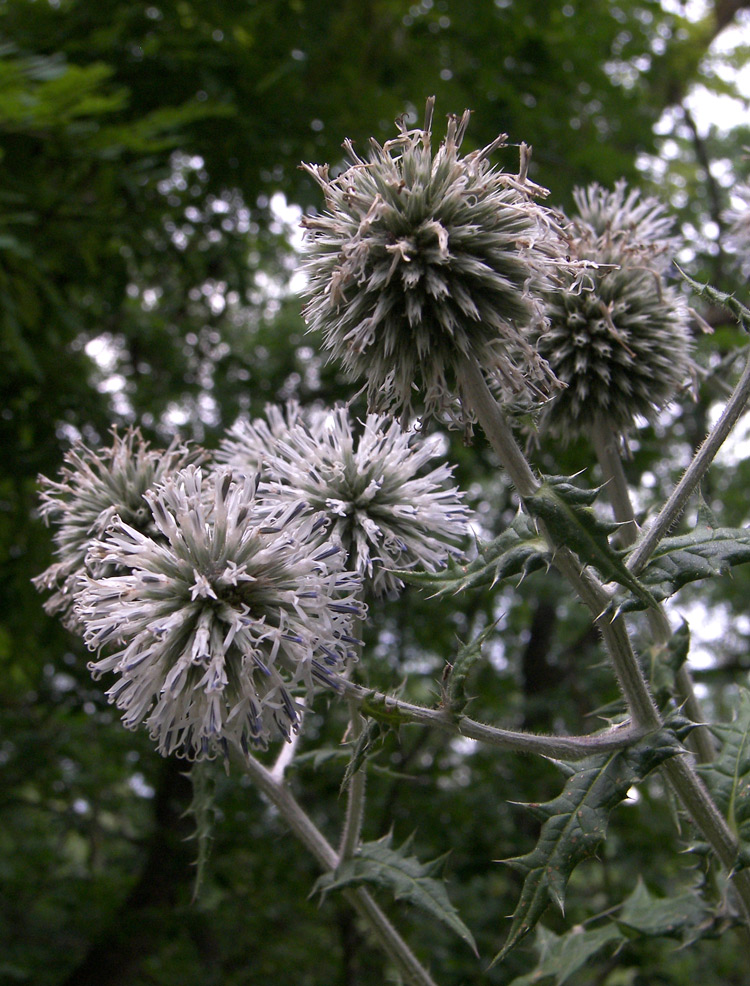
[240, 753, 439, 986]
[628, 347, 750, 575]
[590, 417, 716, 761]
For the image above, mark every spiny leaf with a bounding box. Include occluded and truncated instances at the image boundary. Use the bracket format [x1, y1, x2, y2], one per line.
[313, 832, 477, 953]
[617, 877, 713, 939]
[625, 523, 750, 612]
[494, 728, 683, 963]
[643, 620, 690, 704]
[525, 476, 656, 609]
[395, 511, 549, 598]
[359, 691, 414, 729]
[699, 688, 750, 846]
[507, 923, 624, 986]
[341, 715, 387, 789]
[442, 621, 498, 712]
[184, 760, 219, 903]
[678, 266, 750, 330]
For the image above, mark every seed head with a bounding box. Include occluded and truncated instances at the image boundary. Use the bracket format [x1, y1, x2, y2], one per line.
[33, 429, 201, 629]
[536, 181, 692, 439]
[301, 98, 558, 427]
[217, 402, 470, 597]
[76, 466, 363, 760]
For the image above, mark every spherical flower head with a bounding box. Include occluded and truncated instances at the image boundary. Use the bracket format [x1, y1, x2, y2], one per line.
[301, 98, 559, 428]
[216, 401, 471, 597]
[724, 183, 750, 278]
[536, 181, 692, 440]
[33, 429, 201, 629]
[76, 465, 363, 760]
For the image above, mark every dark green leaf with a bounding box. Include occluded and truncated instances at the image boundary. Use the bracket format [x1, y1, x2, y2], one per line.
[442, 621, 498, 712]
[395, 512, 549, 598]
[626, 524, 750, 612]
[313, 833, 477, 952]
[525, 476, 656, 609]
[494, 728, 683, 963]
[700, 688, 750, 846]
[507, 924, 624, 986]
[617, 877, 712, 938]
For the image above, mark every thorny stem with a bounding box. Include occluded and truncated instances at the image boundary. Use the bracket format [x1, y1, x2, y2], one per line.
[337, 677, 650, 758]
[241, 753, 439, 986]
[628, 347, 750, 576]
[338, 700, 368, 861]
[590, 418, 716, 762]
[456, 353, 750, 923]
[457, 353, 660, 729]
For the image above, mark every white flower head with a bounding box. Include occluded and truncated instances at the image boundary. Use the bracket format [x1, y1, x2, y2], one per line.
[724, 183, 750, 278]
[301, 98, 560, 428]
[536, 181, 692, 439]
[76, 465, 363, 760]
[33, 428, 201, 629]
[216, 402, 471, 597]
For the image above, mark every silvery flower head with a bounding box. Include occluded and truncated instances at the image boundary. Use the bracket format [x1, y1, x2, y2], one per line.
[536, 181, 692, 439]
[301, 98, 559, 428]
[33, 429, 201, 629]
[724, 183, 750, 278]
[216, 402, 470, 597]
[77, 465, 363, 760]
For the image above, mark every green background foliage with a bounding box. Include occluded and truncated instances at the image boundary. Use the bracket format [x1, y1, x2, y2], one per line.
[3, 0, 750, 982]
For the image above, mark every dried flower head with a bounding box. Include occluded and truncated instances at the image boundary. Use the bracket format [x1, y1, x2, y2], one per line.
[301, 98, 559, 427]
[33, 429, 201, 629]
[724, 183, 750, 278]
[77, 466, 363, 760]
[536, 181, 692, 439]
[216, 402, 470, 597]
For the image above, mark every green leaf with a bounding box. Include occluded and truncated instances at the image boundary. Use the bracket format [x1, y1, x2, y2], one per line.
[700, 688, 750, 845]
[617, 877, 712, 939]
[525, 476, 656, 610]
[678, 266, 750, 330]
[643, 621, 690, 703]
[626, 524, 750, 612]
[494, 728, 683, 963]
[507, 924, 625, 986]
[313, 832, 477, 953]
[442, 621, 498, 712]
[395, 512, 549, 598]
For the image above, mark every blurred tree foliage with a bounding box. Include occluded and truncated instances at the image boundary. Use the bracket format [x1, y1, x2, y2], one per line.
[2, 0, 750, 983]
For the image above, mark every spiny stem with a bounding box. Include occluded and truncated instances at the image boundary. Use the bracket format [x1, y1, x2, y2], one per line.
[457, 353, 660, 729]
[338, 700, 367, 861]
[628, 347, 750, 576]
[338, 677, 650, 758]
[456, 353, 750, 922]
[590, 417, 716, 761]
[241, 753, 439, 986]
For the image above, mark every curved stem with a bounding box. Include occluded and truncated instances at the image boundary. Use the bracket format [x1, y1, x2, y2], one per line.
[241, 753, 439, 986]
[628, 348, 750, 576]
[338, 677, 649, 758]
[590, 418, 716, 761]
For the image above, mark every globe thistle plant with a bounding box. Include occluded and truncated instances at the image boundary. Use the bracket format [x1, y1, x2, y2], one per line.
[33, 429, 201, 629]
[77, 466, 363, 760]
[724, 183, 750, 278]
[216, 402, 470, 597]
[301, 98, 559, 428]
[536, 181, 692, 440]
